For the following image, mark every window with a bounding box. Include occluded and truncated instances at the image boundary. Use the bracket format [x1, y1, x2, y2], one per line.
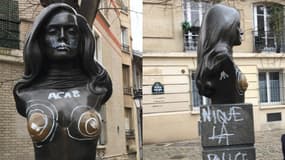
[183, 0, 211, 51]
[191, 73, 210, 110]
[184, 0, 210, 27]
[0, 0, 20, 49]
[123, 64, 131, 95]
[121, 26, 129, 53]
[124, 108, 134, 137]
[98, 105, 107, 145]
[117, 0, 128, 12]
[253, 4, 284, 53]
[259, 71, 283, 104]
[99, 0, 109, 16]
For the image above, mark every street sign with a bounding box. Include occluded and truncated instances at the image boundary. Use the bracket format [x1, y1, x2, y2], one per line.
[152, 82, 164, 95]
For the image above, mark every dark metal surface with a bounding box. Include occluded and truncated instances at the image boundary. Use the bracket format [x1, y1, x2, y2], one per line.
[267, 112, 282, 122]
[202, 146, 256, 160]
[13, 3, 112, 160]
[195, 4, 247, 104]
[200, 104, 255, 160]
[196, 5, 255, 160]
[200, 104, 254, 147]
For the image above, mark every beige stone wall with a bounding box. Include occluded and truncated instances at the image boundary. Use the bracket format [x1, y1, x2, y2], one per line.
[0, 1, 40, 159]
[143, 53, 285, 143]
[143, 0, 184, 52]
[143, 0, 285, 144]
[0, 60, 34, 160]
[143, 0, 285, 53]
[18, 0, 42, 49]
[19, 0, 41, 20]
[143, 112, 200, 143]
[95, 0, 140, 158]
[97, 22, 127, 155]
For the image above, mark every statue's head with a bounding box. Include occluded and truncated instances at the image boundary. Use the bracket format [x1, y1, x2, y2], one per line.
[198, 4, 242, 60]
[196, 4, 243, 99]
[24, 3, 95, 73]
[14, 3, 112, 116]
[43, 11, 80, 62]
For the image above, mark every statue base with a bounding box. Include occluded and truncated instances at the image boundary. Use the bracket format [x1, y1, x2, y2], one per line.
[202, 146, 256, 160]
[200, 103, 255, 160]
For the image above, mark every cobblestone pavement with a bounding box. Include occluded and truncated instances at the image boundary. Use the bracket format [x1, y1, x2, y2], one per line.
[143, 129, 285, 160]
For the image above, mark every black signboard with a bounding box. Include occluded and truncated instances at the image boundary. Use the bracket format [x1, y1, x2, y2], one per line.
[152, 82, 164, 94]
[200, 104, 254, 147]
[202, 146, 256, 160]
[200, 103, 255, 160]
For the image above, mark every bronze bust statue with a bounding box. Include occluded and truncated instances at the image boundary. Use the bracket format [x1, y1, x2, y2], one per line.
[13, 3, 112, 160]
[195, 4, 248, 104]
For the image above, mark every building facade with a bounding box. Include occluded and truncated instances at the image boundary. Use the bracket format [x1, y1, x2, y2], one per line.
[130, 0, 143, 159]
[0, 0, 140, 159]
[143, 0, 285, 144]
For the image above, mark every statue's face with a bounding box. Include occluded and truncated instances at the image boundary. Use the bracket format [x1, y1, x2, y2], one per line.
[44, 12, 79, 61]
[233, 20, 243, 46]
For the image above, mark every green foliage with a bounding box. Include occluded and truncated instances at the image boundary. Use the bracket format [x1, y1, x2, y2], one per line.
[269, 4, 284, 52]
[182, 21, 191, 33]
[269, 4, 284, 35]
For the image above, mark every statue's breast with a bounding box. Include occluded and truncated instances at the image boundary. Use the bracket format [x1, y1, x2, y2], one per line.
[20, 87, 104, 143]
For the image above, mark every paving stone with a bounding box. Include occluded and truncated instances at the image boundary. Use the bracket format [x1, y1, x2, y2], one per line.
[143, 129, 285, 160]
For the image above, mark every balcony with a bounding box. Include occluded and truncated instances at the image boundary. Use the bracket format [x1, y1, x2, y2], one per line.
[183, 32, 199, 52]
[253, 30, 285, 53]
[122, 43, 130, 53]
[125, 129, 135, 138]
[124, 87, 132, 95]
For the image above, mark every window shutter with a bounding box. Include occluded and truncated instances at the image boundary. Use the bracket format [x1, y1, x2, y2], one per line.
[0, 0, 20, 49]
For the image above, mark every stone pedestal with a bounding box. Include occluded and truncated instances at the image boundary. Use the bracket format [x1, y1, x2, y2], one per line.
[200, 104, 255, 160]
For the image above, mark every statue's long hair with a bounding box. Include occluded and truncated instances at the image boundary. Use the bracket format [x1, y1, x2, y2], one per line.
[195, 4, 240, 97]
[14, 3, 112, 117]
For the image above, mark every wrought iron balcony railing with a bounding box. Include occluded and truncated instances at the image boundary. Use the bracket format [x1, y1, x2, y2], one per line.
[183, 30, 285, 53]
[125, 129, 135, 137]
[124, 87, 132, 95]
[122, 43, 130, 53]
[253, 30, 285, 53]
[183, 32, 199, 52]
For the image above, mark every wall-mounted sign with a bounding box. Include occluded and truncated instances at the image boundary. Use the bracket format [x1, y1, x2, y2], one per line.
[152, 82, 164, 95]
